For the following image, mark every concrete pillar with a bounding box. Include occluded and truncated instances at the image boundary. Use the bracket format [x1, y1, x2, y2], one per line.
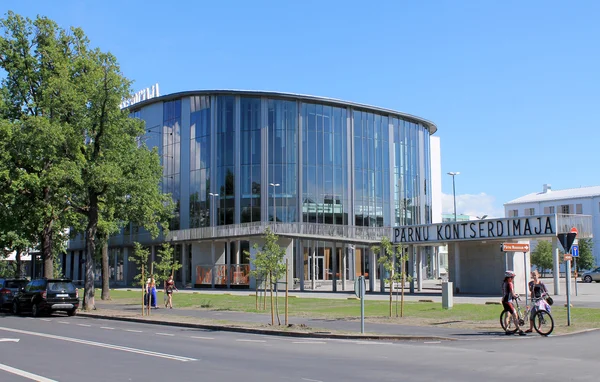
[211, 240, 215, 289]
[332, 242, 338, 292]
[552, 236, 561, 295]
[342, 244, 347, 291]
[453, 242, 460, 294]
[369, 247, 376, 292]
[235, 240, 240, 265]
[416, 247, 423, 292]
[311, 241, 316, 290]
[409, 245, 415, 294]
[297, 239, 305, 291]
[181, 243, 187, 287]
[226, 240, 231, 289]
[434, 246, 441, 279]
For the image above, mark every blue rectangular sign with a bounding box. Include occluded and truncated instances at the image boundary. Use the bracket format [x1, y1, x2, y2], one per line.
[572, 245, 579, 257]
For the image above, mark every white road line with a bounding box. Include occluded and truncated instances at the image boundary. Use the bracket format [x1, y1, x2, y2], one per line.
[40, 319, 52, 322]
[236, 339, 266, 343]
[58, 321, 69, 324]
[0, 362, 58, 382]
[424, 341, 441, 344]
[292, 341, 327, 344]
[302, 378, 323, 382]
[156, 333, 174, 336]
[100, 327, 115, 330]
[125, 329, 143, 333]
[190, 336, 214, 340]
[0, 327, 197, 362]
[77, 324, 91, 327]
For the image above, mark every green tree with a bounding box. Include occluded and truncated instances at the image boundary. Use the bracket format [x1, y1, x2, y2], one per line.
[576, 238, 595, 271]
[154, 243, 182, 288]
[372, 237, 400, 317]
[247, 228, 286, 325]
[531, 240, 553, 276]
[130, 242, 152, 287]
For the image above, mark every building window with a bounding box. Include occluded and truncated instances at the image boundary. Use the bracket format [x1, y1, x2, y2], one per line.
[525, 208, 535, 216]
[543, 206, 555, 214]
[576, 204, 583, 214]
[509, 209, 518, 217]
[560, 205, 570, 214]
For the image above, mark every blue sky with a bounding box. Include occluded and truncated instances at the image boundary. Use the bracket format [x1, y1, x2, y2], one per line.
[5, 0, 600, 218]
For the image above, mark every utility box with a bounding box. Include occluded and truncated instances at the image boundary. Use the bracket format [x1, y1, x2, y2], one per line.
[442, 281, 453, 309]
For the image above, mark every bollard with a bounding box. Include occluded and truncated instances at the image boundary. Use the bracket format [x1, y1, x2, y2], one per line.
[442, 281, 453, 309]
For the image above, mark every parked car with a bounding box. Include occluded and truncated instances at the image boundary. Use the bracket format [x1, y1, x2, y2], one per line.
[12, 278, 79, 317]
[581, 267, 600, 283]
[0, 278, 29, 311]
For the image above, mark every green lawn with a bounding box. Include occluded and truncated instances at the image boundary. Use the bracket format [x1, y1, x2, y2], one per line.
[89, 289, 600, 333]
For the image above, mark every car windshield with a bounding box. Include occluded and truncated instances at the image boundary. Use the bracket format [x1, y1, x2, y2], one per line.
[5, 280, 27, 288]
[48, 282, 76, 293]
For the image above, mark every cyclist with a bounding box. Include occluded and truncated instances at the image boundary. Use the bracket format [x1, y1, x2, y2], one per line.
[502, 270, 526, 336]
[526, 270, 549, 333]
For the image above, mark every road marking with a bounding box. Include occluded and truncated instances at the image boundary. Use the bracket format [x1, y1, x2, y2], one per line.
[236, 339, 266, 343]
[190, 336, 214, 340]
[100, 327, 115, 330]
[0, 338, 20, 343]
[301, 378, 323, 382]
[0, 362, 57, 382]
[40, 319, 51, 322]
[292, 341, 327, 344]
[0, 327, 197, 362]
[156, 333, 174, 336]
[125, 329, 143, 333]
[424, 341, 441, 344]
[77, 324, 91, 327]
[58, 321, 70, 324]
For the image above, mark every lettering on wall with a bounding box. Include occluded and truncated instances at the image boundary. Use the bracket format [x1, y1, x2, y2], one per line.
[120, 83, 160, 109]
[392, 215, 556, 244]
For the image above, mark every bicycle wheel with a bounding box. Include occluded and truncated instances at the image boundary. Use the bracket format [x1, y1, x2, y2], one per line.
[533, 310, 554, 336]
[500, 310, 518, 334]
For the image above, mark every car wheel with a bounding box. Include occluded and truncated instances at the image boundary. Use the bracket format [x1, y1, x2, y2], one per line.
[67, 309, 77, 317]
[584, 275, 592, 283]
[31, 303, 41, 317]
[12, 301, 19, 315]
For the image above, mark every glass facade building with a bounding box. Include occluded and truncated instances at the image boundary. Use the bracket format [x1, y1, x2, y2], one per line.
[66, 91, 437, 291]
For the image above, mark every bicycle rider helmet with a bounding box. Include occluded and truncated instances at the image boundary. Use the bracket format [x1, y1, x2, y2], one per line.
[505, 270, 516, 278]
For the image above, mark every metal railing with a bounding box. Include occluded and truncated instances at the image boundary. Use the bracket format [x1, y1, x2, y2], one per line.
[556, 214, 593, 238]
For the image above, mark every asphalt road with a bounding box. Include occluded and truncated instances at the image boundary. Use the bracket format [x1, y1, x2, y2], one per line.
[1, 313, 598, 382]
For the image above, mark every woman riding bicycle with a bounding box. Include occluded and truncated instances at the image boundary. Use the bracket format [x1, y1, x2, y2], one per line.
[526, 270, 549, 333]
[502, 270, 526, 336]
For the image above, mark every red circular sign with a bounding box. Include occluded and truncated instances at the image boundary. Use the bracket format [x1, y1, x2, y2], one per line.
[570, 227, 578, 235]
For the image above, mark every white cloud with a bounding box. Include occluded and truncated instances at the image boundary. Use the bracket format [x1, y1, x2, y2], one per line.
[442, 192, 504, 219]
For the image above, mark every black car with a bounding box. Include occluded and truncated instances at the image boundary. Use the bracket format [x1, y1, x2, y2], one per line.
[0, 278, 29, 310]
[12, 278, 79, 317]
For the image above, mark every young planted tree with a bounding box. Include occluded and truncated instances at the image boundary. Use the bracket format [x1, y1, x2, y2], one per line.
[154, 243, 182, 288]
[130, 242, 152, 287]
[247, 228, 286, 325]
[372, 236, 402, 317]
[531, 240, 553, 276]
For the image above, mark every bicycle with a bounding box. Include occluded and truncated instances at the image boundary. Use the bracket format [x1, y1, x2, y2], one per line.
[500, 294, 554, 336]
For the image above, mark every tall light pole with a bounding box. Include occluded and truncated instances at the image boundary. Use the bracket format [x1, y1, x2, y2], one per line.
[447, 172, 460, 221]
[269, 183, 280, 223]
[209, 192, 219, 226]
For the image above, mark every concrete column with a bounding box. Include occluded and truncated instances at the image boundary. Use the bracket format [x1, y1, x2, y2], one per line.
[368, 247, 375, 292]
[453, 242, 460, 294]
[297, 239, 305, 291]
[235, 240, 240, 265]
[226, 239, 231, 289]
[434, 246, 441, 279]
[416, 247, 423, 292]
[342, 244, 347, 291]
[211, 241, 215, 289]
[379, 249, 385, 294]
[181, 243, 187, 287]
[409, 245, 415, 294]
[311, 242, 316, 290]
[332, 242, 338, 292]
[552, 236, 561, 295]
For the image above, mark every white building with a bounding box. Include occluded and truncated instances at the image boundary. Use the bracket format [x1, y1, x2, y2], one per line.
[504, 184, 600, 265]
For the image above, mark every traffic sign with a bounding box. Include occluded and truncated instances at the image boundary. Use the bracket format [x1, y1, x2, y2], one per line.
[572, 244, 579, 257]
[564, 254, 572, 261]
[557, 232, 577, 253]
[501, 243, 530, 252]
[570, 227, 578, 235]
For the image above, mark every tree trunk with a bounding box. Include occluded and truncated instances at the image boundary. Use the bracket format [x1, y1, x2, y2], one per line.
[101, 239, 110, 300]
[15, 248, 22, 278]
[269, 272, 274, 326]
[389, 272, 393, 318]
[41, 222, 54, 278]
[83, 193, 99, 311]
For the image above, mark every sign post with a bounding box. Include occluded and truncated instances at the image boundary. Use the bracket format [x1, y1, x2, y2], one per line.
[557, 228, 578, 326]
[572, 243, 579, 296]
[354, 276, 366, 334]
[501, 243, 530, 304]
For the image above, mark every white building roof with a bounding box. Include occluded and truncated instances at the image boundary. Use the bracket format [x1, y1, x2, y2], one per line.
[505, 185, 600, 205]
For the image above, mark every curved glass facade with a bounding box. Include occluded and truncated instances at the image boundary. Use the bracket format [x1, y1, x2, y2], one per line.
[141, 92, 434, 231]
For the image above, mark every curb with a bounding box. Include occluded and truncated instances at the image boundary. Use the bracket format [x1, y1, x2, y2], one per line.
[77, 312, 457, 342]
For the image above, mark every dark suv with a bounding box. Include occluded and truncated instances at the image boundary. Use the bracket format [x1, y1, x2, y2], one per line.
[12, 278, 79, 317]
[0, 278, 29, 310]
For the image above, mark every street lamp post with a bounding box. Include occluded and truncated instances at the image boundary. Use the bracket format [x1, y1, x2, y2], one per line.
[269, 183, 280, 223]
[209, 192, 219, 226]
[447, 172, 460, 221]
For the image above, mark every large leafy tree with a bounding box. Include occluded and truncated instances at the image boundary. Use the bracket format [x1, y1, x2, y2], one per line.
[0, 12, 171, 310]
[575, 238, 594, 272]
[531, 240, 553, 276]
